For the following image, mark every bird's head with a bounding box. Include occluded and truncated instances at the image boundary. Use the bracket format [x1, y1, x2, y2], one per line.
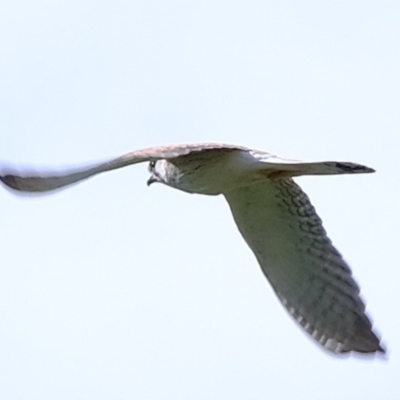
[147, 159, 169, 186]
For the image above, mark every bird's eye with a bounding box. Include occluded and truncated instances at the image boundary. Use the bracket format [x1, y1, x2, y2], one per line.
[149, 161, 156, 170]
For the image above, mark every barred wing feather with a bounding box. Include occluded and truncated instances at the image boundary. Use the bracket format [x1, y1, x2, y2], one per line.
[224, 178, 383, 354]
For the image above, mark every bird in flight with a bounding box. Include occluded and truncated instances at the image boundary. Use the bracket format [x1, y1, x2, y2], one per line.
[0, 143, 384, 355]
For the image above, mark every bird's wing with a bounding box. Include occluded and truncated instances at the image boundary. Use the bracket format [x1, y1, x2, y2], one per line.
[249, 150, 375, 177]
[223, 178, 383, 354]
[0, 143, 246, 193]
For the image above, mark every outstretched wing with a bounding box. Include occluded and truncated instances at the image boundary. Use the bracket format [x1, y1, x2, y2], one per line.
[0, 143, 246, 193]
[224, 178, 383, 354]
[249, 150, 375, 177]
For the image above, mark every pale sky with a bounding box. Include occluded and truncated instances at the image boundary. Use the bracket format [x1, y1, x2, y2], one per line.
[0, 1, 399, 399]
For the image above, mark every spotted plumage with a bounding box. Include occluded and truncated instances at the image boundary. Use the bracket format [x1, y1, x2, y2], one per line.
[0, 143, 384, 354]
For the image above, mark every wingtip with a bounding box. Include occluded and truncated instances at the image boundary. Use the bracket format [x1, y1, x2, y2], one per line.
[334, 162, 376, 174]
[0, 174, 20, 190]
[364, 167, 376, 174]
[0, 172, 54, 193]
[376, 340, 387, 354]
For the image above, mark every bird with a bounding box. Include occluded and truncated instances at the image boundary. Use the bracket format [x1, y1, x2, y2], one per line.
[0, 143, 384, 355]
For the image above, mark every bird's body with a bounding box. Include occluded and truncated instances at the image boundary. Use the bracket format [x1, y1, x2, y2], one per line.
[0, 143, 384, 355]
[149, 148, 263, 194]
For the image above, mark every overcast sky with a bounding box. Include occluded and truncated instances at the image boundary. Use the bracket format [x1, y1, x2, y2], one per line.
[0, 1, 399, 399]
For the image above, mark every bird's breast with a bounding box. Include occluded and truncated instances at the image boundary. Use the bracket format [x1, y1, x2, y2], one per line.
[165, 150, 260, 195]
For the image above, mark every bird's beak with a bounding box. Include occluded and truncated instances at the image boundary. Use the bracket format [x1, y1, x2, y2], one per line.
[147, 175, 158, 186]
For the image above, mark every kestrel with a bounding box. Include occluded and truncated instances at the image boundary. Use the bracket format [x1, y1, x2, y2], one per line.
[0, 143, 384, 355]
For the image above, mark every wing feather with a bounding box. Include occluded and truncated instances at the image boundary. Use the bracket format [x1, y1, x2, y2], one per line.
[223, 178, 384, 354]
[0, 143, 246, 193]
[250, 151, 375, 176]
